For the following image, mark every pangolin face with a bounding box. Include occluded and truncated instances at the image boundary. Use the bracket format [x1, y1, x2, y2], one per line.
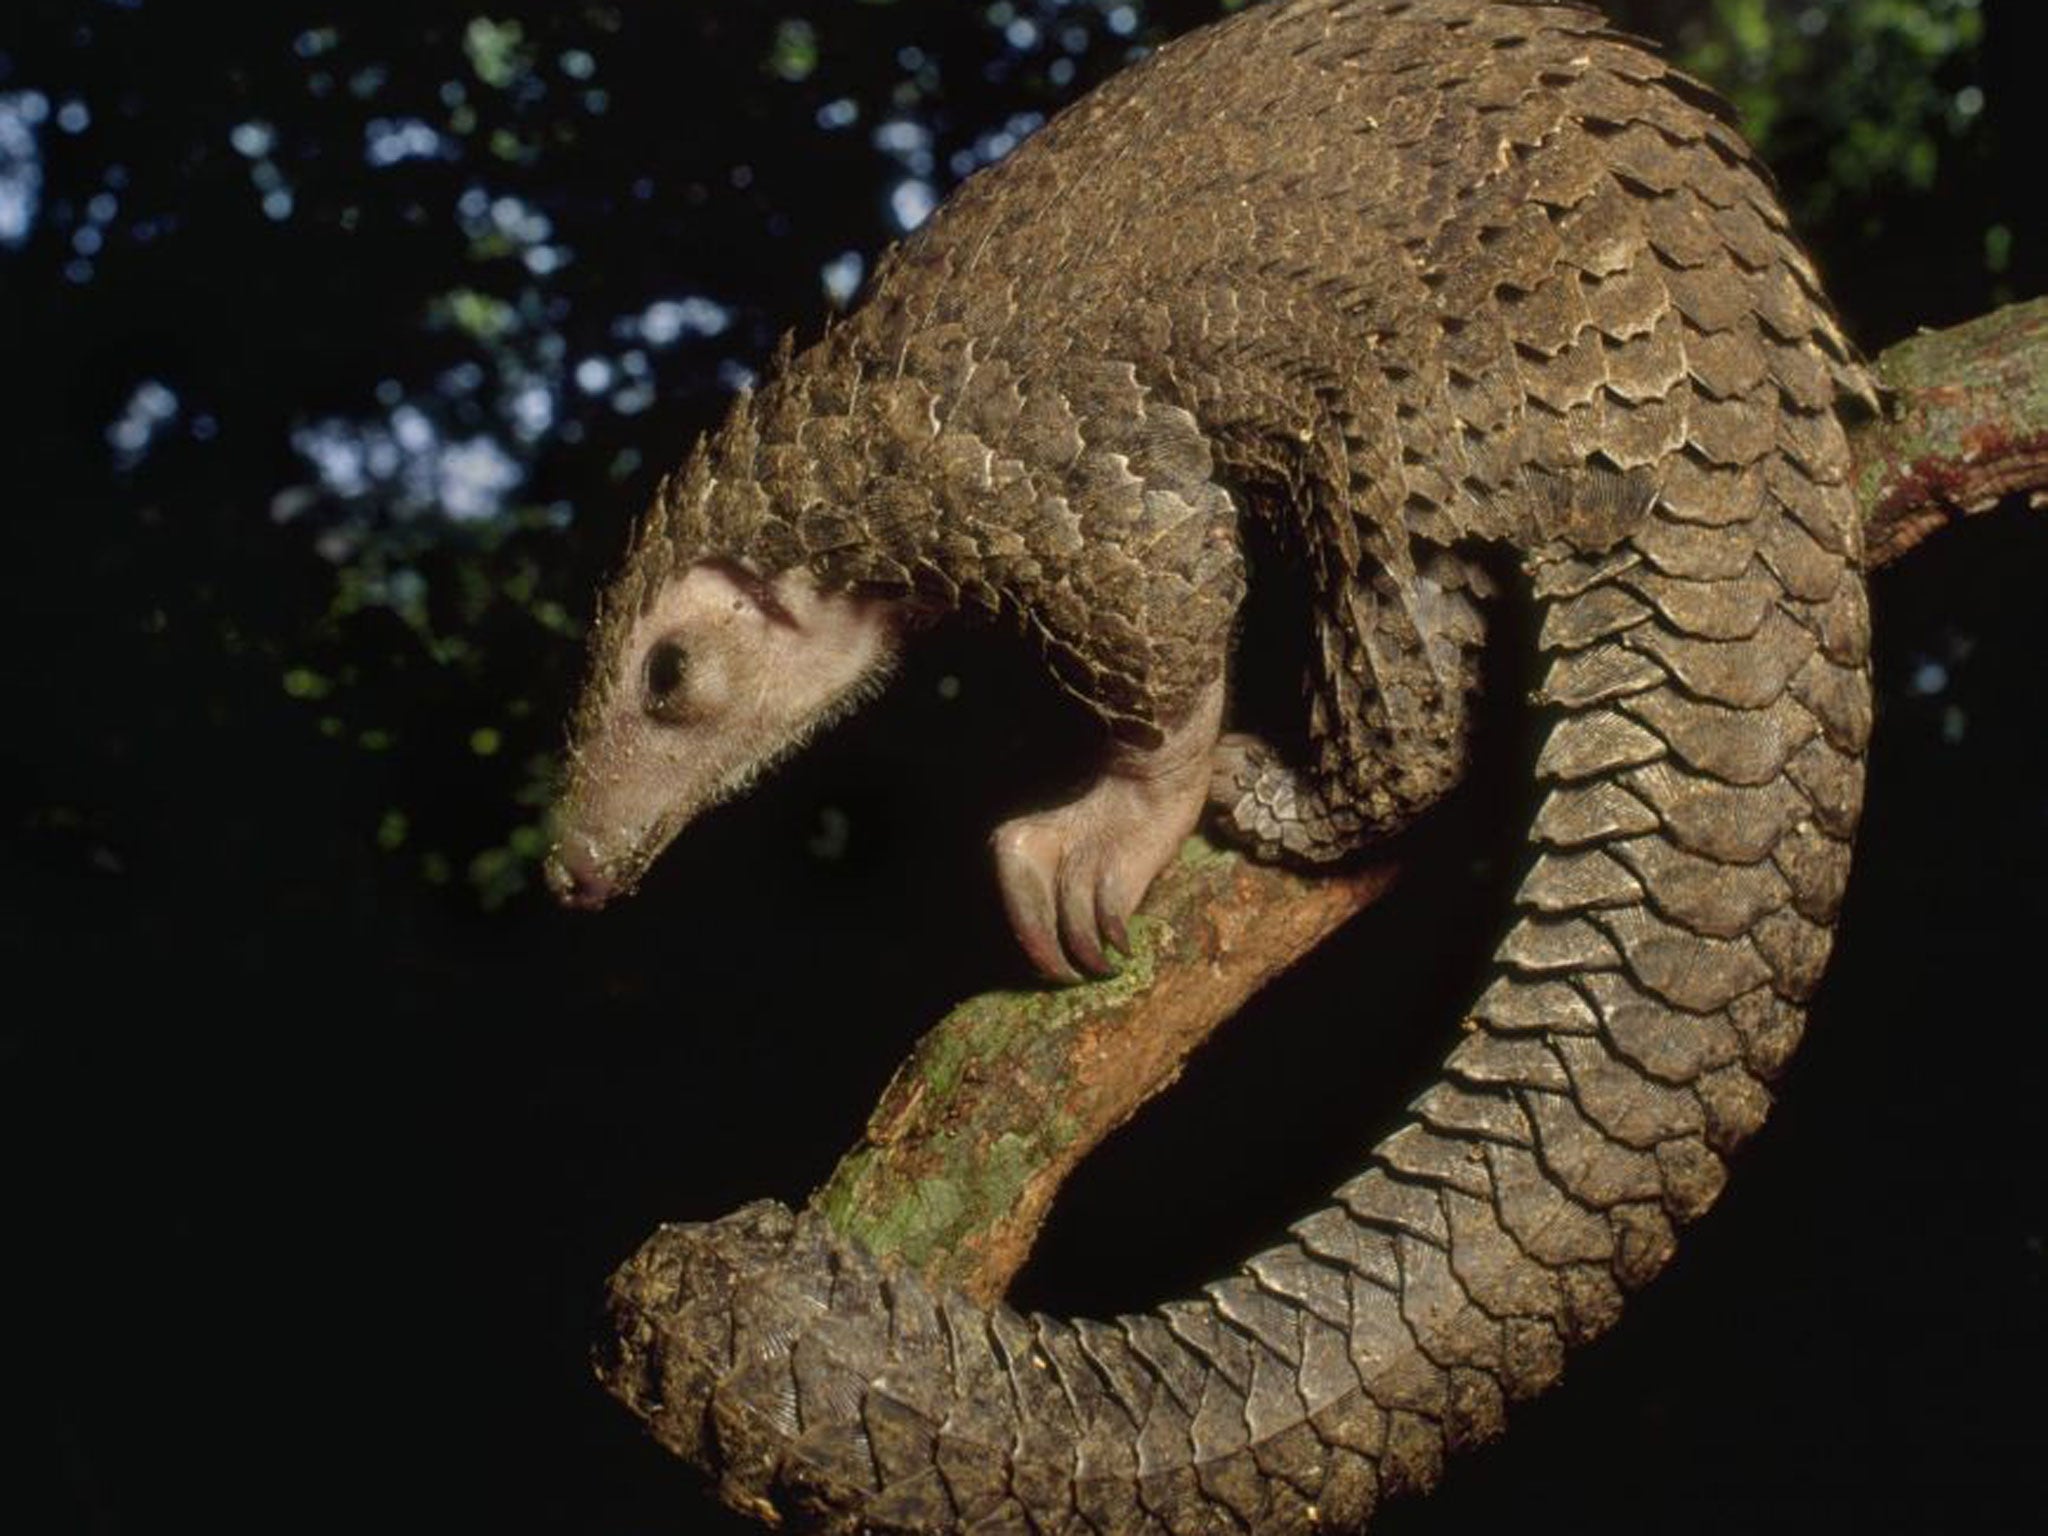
[546, 560, 898, 908]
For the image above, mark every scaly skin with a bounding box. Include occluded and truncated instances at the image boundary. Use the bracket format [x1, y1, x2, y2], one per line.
[573, 2, 1874, 1531]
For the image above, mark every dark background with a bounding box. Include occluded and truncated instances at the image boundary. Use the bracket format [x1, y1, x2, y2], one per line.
[3, 2, 2042, 1531]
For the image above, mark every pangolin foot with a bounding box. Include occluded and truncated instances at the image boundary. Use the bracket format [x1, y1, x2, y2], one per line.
[992, 680, 1223, 980]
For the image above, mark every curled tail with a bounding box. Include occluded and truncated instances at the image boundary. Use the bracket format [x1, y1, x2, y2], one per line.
[597, 452, 1871, 1534]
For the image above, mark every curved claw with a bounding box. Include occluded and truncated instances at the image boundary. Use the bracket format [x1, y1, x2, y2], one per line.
[1057, 851, 1114, 975]
[1097, 876, 1134, 958]
[992, 820, 1083, 981]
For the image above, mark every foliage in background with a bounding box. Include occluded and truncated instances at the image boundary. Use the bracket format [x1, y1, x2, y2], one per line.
[0, 0, 2028, 914]
[1673, 1, 1998, 244]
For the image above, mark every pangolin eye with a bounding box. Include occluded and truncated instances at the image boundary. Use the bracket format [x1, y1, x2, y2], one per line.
[643, 638, 691, 719]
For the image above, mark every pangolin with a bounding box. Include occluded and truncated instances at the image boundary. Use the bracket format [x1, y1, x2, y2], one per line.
[548, 1, 1875, 1531]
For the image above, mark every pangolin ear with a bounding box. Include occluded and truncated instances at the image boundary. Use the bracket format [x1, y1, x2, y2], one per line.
[700, 559, 799, 627]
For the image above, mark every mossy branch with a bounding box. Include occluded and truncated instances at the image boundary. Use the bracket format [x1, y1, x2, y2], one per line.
[814, 845, 1399, 1304]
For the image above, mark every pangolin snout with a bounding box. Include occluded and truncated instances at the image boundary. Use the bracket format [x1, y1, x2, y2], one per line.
[544, 836, 616, 909]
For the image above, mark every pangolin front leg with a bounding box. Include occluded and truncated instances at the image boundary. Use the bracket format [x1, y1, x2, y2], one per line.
[992, 677, 1225, 978]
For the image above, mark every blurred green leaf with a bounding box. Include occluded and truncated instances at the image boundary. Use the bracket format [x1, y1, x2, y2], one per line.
[1678, 0, 1988, 223]
[771, 19, 821, 84]
[463, 17, 531, 91]
[283, 666, 332, 700]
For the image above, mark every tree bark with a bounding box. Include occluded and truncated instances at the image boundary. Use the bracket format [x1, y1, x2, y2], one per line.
[1855, 297, 2048, 565]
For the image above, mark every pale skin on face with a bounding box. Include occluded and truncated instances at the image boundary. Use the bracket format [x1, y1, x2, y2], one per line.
[547, 560, 1229, 980]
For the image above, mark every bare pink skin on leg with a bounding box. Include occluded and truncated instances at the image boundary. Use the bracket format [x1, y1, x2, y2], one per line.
[992, 679, 1226, 980]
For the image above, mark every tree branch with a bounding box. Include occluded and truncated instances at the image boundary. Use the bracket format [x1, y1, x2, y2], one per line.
[1855, 296, 2048, 568]
[813, 846, 1398, 1304]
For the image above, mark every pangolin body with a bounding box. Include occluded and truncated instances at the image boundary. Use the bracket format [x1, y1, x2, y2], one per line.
[584, 1, 1874, 1531]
